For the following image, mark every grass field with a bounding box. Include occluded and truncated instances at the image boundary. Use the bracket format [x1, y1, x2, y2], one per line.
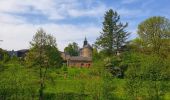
[0, 62, 169, 100]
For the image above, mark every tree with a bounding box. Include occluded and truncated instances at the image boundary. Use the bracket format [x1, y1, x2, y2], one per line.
[138, 16, 170, 54]
[124, 53, 147, 99]
[124, 52, 170, 99]
[128, 38, 151, 53]
[92, 47, 101, 61]
[0, 48, 10, 62]
[64, 42, 79, 56]
[95, 9, 129, 56]
[25, 28, 62, 100]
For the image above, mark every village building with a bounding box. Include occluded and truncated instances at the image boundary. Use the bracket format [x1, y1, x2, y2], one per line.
[7, 38, 93, 68]
[61, 37, 93, 67]
[8, 49, 29, 58]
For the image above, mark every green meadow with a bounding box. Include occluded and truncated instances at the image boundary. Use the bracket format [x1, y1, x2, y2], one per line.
[0, 59, 169, 100]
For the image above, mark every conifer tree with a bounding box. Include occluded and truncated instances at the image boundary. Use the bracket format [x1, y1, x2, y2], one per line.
[95, 9, 129, 56]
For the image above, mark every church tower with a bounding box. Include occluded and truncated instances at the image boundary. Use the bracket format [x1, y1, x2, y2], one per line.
[81, 37, 93, 58]
[83, 37, 88, 47]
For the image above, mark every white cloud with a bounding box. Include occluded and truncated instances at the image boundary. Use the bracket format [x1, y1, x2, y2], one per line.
[0, 0, 106, 20]
[0, 22, 100, 51]
[67, 1, 107, 18]
[68, 4, 106, 17]
[0, 0, 150, 51]
[0, 13, 25, 24]
[0, 0, 104, 51]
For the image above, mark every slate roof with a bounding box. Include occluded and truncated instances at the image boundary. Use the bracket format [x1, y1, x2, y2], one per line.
[69, 56, 92, 62]
[17, 49, 29, 53]
[83, 44, 93, 50]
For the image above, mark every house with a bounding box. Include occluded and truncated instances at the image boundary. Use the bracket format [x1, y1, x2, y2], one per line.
[8, 49, 29, 58]
[17, 49, 29, 57]
[61, 37, 93, 67]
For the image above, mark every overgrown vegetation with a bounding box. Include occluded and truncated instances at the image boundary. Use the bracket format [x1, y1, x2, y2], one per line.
[0, 9, 169, 100]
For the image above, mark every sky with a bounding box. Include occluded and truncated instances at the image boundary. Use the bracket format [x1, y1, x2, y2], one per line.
[0, 0, 169, 51]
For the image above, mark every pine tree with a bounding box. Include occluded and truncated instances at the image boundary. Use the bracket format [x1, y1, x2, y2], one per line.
[95, 9, 129, 56]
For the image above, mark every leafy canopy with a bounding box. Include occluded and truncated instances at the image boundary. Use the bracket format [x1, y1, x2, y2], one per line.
[26, 28, 63, 68]
[64, 42, 79, 56]
[138, 16, 170, 54]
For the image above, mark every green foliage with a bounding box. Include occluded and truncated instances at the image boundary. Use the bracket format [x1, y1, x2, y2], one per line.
[26, 28, 62, 68]
[1, 12, 170, 100]
[64, 42, 79, 56]
[45, 45, 63, 68]
[138, 16, 170, 54]
[25, 28, 63, 100]
[0, 48, 10, 62]
[0, 54, 169, 100]
[92, 47, 101, 61]
[128, 38, 149, 53]
[95, 9, 129, 56]
[124, 52, 170, 99]
[0, 63, 38, 100]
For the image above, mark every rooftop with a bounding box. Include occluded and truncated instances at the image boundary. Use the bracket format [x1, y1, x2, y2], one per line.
[69, 56, 92, 62]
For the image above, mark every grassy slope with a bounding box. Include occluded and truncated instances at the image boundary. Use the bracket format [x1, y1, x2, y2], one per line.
[44, 67, 127, 99]
[0, 61, 169, 100]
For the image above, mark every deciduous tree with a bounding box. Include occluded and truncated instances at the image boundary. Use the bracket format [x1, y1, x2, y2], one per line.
[64, 42, 79, 56]
[138, 16, 170, 54]
[26, 28, 62, 100]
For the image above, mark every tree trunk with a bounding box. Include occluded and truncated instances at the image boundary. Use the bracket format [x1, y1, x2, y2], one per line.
[39, 66, 43, 100]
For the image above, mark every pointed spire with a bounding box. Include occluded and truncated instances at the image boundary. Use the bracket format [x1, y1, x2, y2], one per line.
[85, 36, 87, 41]
[83, 36, 88, 47]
